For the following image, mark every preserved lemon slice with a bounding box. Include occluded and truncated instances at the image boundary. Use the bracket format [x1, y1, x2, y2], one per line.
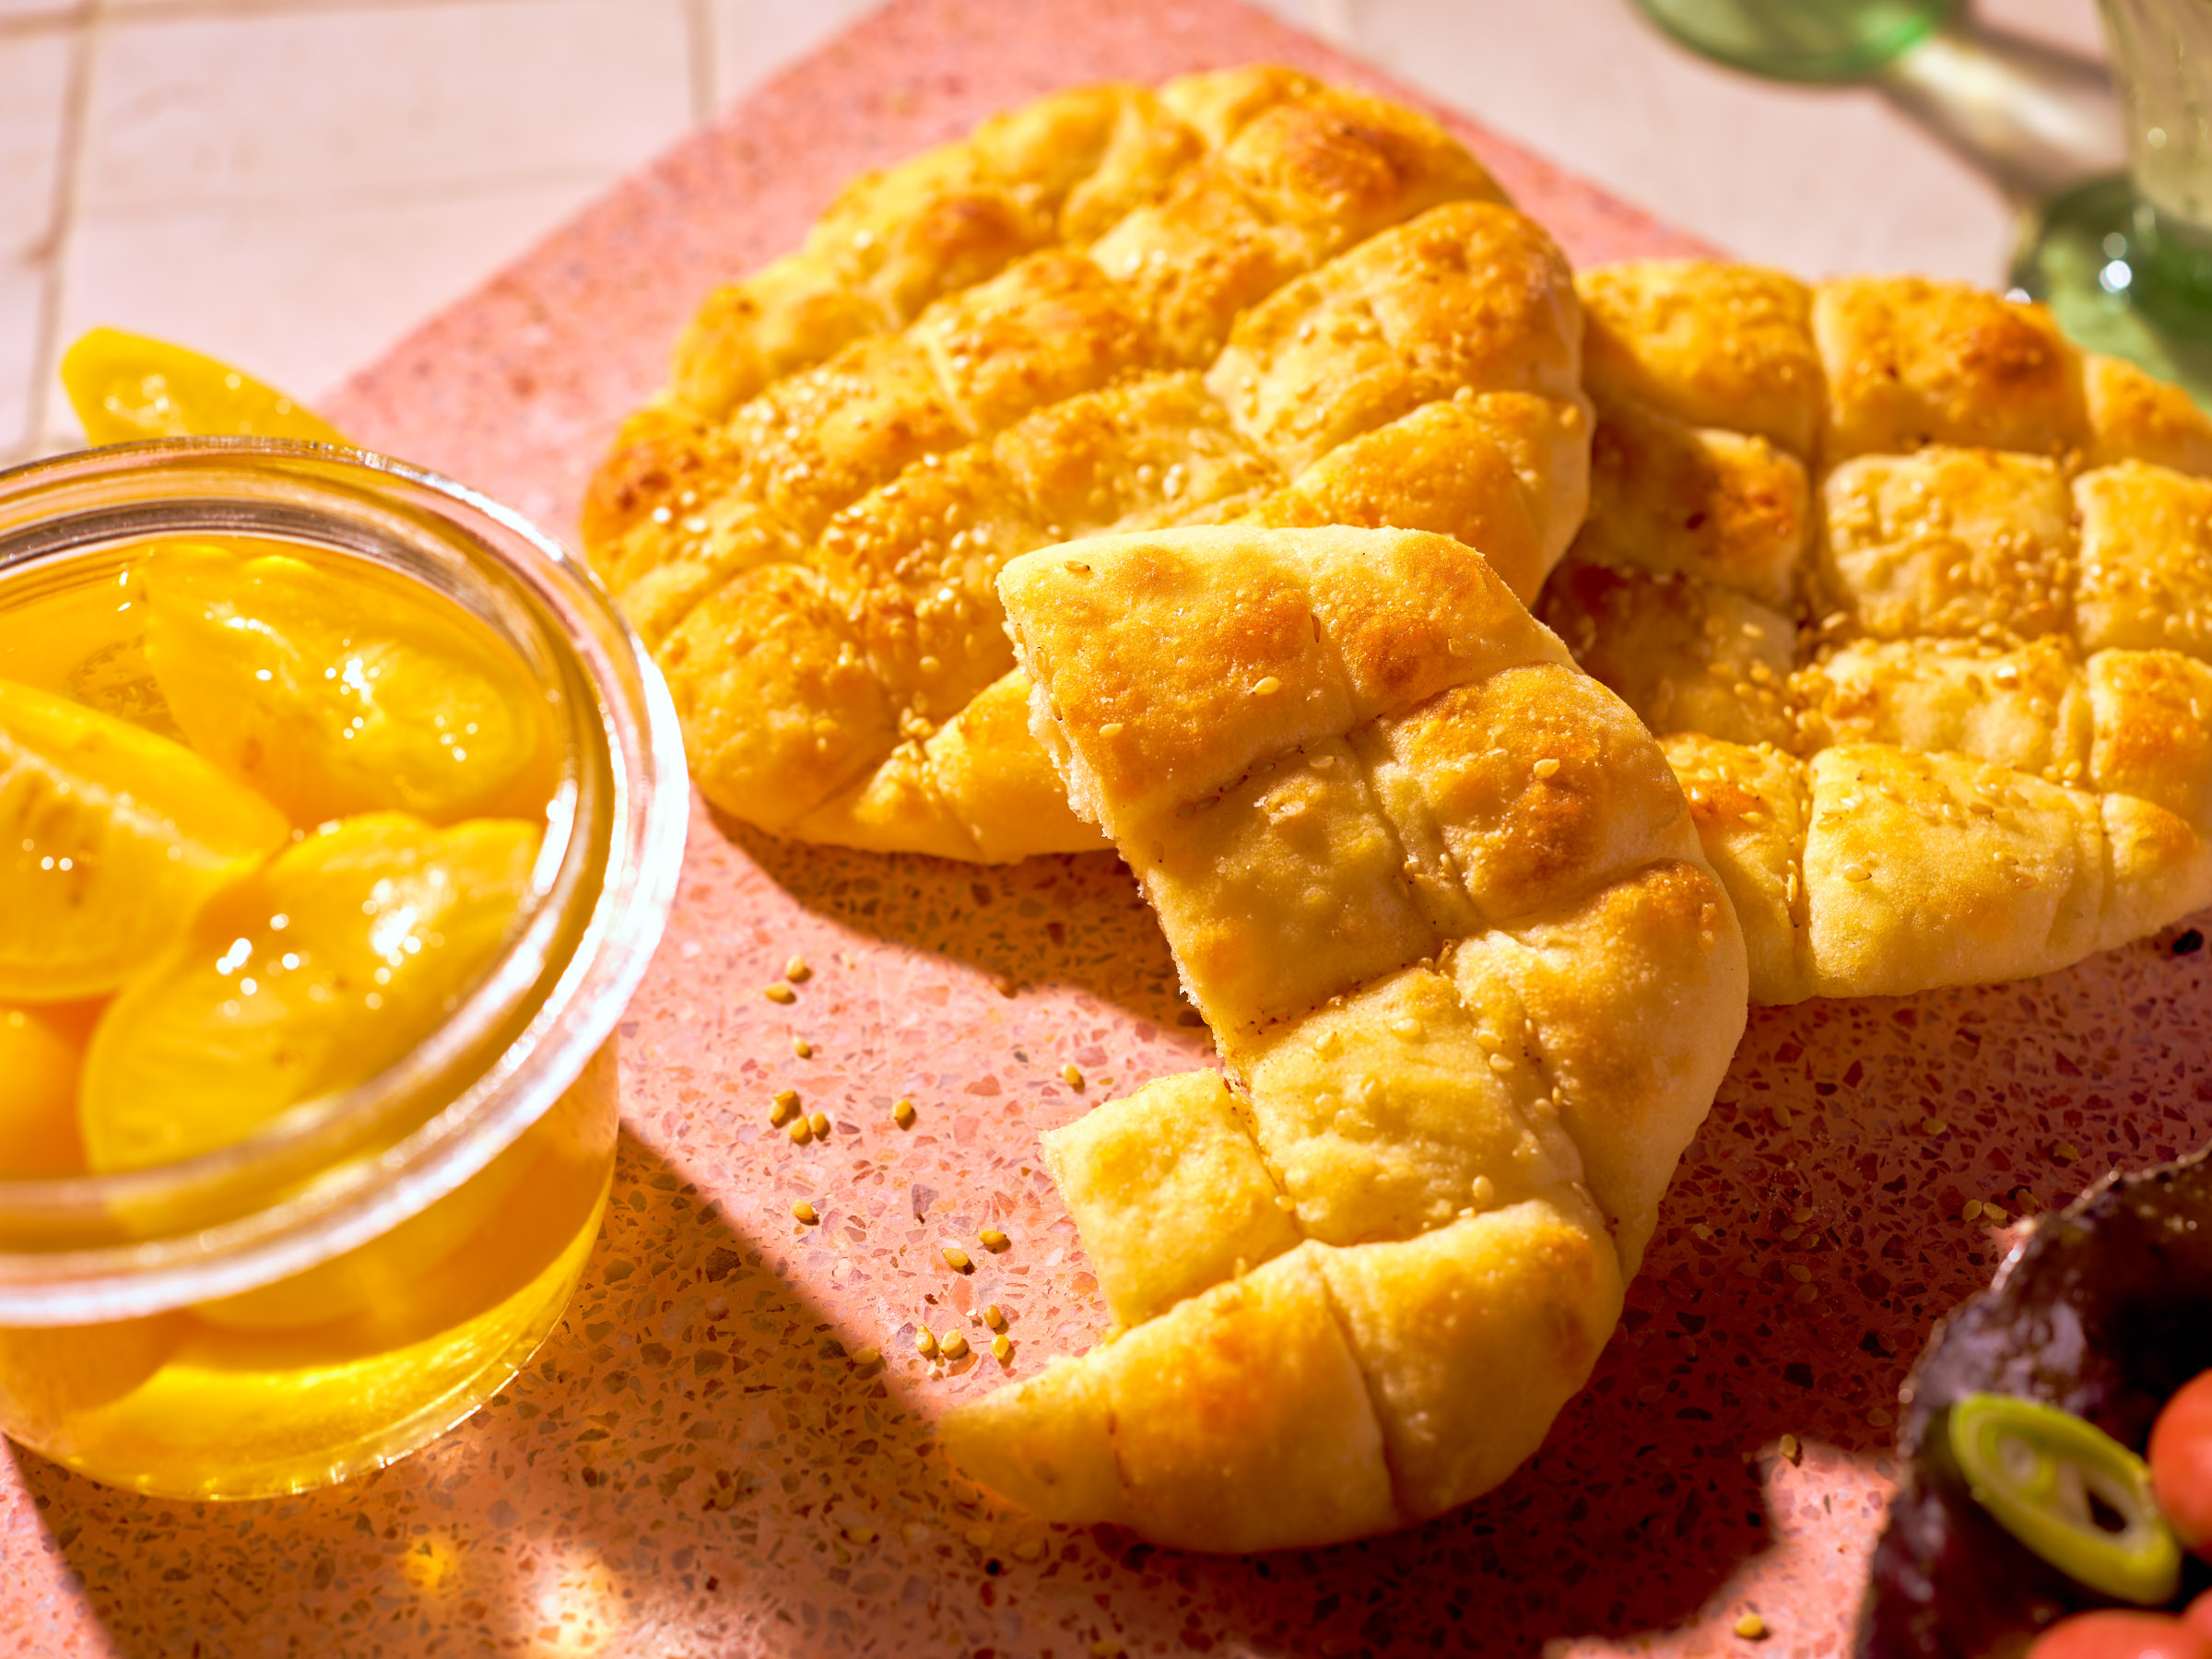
[0, 1313, 192, 1453]
[0, 1002, 91, 1176]
[0, 679, 290, 1002]
[140, 543, 558, 827]
[78, 812, 541, 1172]
[59, 327, 345, 446]
[195, 1041, 614, 1334]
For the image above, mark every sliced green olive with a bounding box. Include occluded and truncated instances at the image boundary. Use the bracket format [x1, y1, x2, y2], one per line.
[1947, 1392, 2182, 1606]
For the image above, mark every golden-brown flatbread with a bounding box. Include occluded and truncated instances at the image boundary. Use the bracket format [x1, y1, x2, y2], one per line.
[584, 69, 1593, 861]
[1537, 262, 2212, 1002]
[942, 526, 1747, 1550]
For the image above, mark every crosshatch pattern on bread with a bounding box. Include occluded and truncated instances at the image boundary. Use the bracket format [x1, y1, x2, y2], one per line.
[581, 67, 1594, 862]
[1535, 262, 2212, 1004]
[938, 526, 1747, 1551]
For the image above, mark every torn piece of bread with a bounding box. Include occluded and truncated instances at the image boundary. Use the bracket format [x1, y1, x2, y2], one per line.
[585, 69, 1593, 861]
[937, 525, 1747, 1551]
[1536, 259, 2212, 1002]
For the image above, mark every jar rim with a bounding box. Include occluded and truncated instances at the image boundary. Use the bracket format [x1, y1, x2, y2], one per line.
[0, 438, 688, 1323]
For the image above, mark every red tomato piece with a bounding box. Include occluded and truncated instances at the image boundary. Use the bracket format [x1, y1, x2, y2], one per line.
[2185, 1591, 2212, 1641]
[2150, 1370, 2212, 1554]
[2028, 1611, 2212, 1659]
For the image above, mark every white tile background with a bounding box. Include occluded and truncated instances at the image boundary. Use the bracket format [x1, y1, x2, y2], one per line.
[0, 0, 2117, 465]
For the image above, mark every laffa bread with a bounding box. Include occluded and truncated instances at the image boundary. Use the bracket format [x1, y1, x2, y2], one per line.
[582, 69, 1592, 861]
[1535, 262, 2212, 1003]
[942, 526, 1747, 1550]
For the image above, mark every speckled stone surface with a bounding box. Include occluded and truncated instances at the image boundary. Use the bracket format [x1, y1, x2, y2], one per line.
[6, 2, 2207, 1655]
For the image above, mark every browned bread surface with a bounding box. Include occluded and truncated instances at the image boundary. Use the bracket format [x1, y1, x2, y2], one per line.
[585, 68, 1594, 861]
[940, 526, 1747, 1550]
[1537, 260, 2212, 1002]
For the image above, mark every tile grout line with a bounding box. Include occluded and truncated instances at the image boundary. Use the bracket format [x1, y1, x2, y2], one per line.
[21, 3, 100, 454]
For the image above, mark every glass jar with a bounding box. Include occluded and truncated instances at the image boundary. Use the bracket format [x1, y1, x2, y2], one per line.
[0, 439, 686, 1500]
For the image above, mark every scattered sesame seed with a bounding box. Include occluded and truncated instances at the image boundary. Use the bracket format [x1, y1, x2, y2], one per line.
[808, 1112, 830, 1138]
[1779, 1434, 1802, 1465]
[942, 1246, 973, 1273]
[792, 1200, 818, 1224]
[1250, 676, 1282, 697]
[1533, 757, 1561, 779]
[916, 1328, 938, 1358]
[939, 1331, 970, 1360]
[982, 1304, 1006, 1331]
[844, 1525, 877, 1544]
[785, 955, 811, 982]
[2053, 1140, 2081, 1163]
[893, 1098, 917, 1129]
[1062, 1064, 1085, 1089]
[768, 1099, 798, 1128]
[793, 1037, 813, 1059]
[775, 1088, 800, 1112]
[1488, 1053, 1515, 1073]
[1772, 1103, 1793, 1128]
[1842, 863, 1873, 882]
[1469, 1174, 1495, 1206]
[1923, 1117, 1947, 1135]
[979, 1229, 1009, 1253]
[1869, 1407, 1895, 1427]
[851, 1346, 882, 1367]
[788, 1117, 814, 1145]
[992, 1333, 1013, 1362]
[1734, 1613, 1769, 1641]
[1961, 1199, 1983, 1221]
[764, 983, 796, 1005]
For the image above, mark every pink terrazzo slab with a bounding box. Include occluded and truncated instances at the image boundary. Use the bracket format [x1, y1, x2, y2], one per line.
[5, 2, 2206, 1655]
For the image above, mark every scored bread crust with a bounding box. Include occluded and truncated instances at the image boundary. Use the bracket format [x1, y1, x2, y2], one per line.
[1535, 262, 2212, 1003]
[582, 68, 1593, 862]
[942, 526, 1748, 1551]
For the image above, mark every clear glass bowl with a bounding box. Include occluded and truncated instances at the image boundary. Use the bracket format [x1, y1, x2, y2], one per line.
[0, 439, 687, 1499]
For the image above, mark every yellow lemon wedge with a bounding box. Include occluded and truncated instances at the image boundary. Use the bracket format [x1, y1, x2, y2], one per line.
[139, 542, 559, 828]
[0, 680, 291, 1002]
[59, 327, 346, 446]
[77, 812, 541, 1173]
[0, 1003, 92, 1176]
